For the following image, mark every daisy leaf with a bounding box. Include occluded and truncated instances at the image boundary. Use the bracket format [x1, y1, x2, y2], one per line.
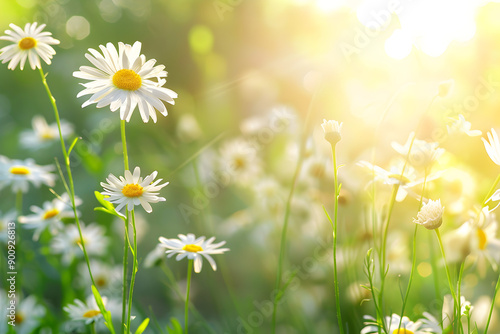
[135, 318, 150, 334]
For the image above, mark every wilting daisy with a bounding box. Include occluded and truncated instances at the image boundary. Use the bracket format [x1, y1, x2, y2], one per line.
[413, 199, 444, 230]
[482, 128, 500, 166]
[321, 119, 342, 146]
[18, 193, 80, 240]
[0, 294, 46, 334]
[361, 313, 434, 334]
[158, 233, 229, 273]
[0, 22, 59, 71]
[73, 41, 177, 122]
[50, 223, 109, 265]
[100, 166, 168, 214]
[20, 115, 73, 149]
[64, 295, 106, 325]
[0, 155, 56, 193]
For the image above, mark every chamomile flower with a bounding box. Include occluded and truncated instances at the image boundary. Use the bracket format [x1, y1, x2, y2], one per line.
[391, 132, 444, 169]
[77, 261, 122, 295]
[321, 119, 342, 145]
[483, 128, 500, 166]
[100, 166, 168, 214]
[73, 41, 177, 122]
[158, 233, 230, 273]
[64, 295, 106, 325]
[20, 115, 73, 149]
[413, 199, 444, 230]
[50, 223, 109, 265]
[0, 294, 46, 334]
[219, 138, 262, 185]
[18, 193, 80, 241]
[447, 114, 481, 137]
[0, 22, 60, 70]
[0, 155, 56, 193]
[361, 313, 434, 334]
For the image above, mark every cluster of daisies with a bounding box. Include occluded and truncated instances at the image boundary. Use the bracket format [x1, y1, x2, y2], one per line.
[0, 22, 230, 331]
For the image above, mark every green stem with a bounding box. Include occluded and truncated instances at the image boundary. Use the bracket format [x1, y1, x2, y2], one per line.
[16, 190, 22, 215]
[38, 67, 96, 287]
[331, 144, 344, 334]
[435, 229, 459, 328]
[126, 210, 138, 334]
[185, 259, 193, 334]
[271, 89, 318, 333]
[120, 120, 130, 334]
[484, 272, 500, 334]
[91, 322, 97, 334]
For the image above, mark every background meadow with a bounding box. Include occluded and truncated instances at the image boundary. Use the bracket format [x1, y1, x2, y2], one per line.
[2, 0, 500, 333]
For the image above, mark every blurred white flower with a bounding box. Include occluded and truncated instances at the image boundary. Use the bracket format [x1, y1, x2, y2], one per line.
[144, 244, 167, 268]
[321, 119, 342, 145]
[442, 294, 472, 330]
[73, 41, 177, 122]
[0, 22, 59, 70]
[176, 113, 202, 142]
[159, 233, 229, 273]
[20, 115, 73, 149]
[0, 294, 46, 334]
[51, 223, 109, 265]
[413, 199, 444, 230]
[482, 128, 500, 166]
[64, 295, 106, 325]
[0, 156, 55, 193]
[447, 114, 482, 137]
[219, 138, 262, 185]
[100, 166, 168, 214]
[391, 132, 444, 169]
[77, 261, 122, 295]
[19, 193, 80, 241]
[361, 313, 434, 334]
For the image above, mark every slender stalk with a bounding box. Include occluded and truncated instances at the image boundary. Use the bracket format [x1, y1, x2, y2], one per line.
[330, 144, 344, 334]
[185, 259, 193, 334]
[484, 272, 500, 333]
[16, 190, 22, 214]
[271, 89, 319, 332]
[38, 68, 96, 287]
[91, 322, 97, 334]
[120, 120, 130, 334]
[126, 210, 138, 334]
[435, 229, 459, 327]
[482, 173, 500, 207]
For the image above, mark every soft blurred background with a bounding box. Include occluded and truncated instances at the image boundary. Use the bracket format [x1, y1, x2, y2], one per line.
[2, 0, 500, 333]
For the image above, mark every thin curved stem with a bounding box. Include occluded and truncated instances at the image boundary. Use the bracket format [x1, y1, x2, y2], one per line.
[185, 259, 193, 334]
[120, 120, 130, 334]
[38, 67, 95, 288]
[126, 210, 138, 334]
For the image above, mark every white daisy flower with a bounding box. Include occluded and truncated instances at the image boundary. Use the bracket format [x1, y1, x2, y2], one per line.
[361, 313, 434, 334]
[73, 41, 178, 123]
[413, 199, 444, 230]
[100, 166, 168, 214]
[50, 223, 109, 265]
[0, 155, 56, 193]
[219, 138, 262, 185]
[158, 233, 230, 273]
[391, 132, 445, 170]
[18, 193, 80, 241]
[1, 294, 46, 334]
[77, 261, 122, 296]
[321, 119, 342, 145]
[0, 22, 59, 70]
[20, 115, 73, 149]
[447, 114, 481, 137]
[0, 210, 17, 243]
[64, 294, 106, 325]
[143, 244, 167, 268]
[482, 128, 500, 166]
[442, 294, 472, 330]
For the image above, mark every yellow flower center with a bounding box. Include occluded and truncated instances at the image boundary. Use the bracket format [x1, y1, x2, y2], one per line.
[233, 157, 246, 170]
[393, 330, 414, 334]
[74, 237, 87, 247]
[41, 131, 55, 140]
[112, 69, 142, 90]
[43, 208, 59, 220]
[182, 244, 203, 253]
[9, 166, 30, 175]
[477, 228, 487, 250]
[18, 37, 36, 50]
[15, 313, 24, 324]
[96, 277, 107, 287]
[122, 184, 144, 197]
[83, 310, 101, 318]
